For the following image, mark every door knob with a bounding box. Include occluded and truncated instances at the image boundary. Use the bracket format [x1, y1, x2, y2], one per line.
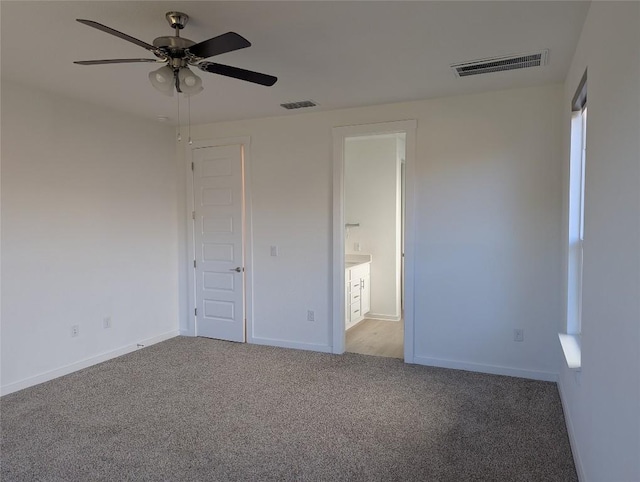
[229, 267, 243, 272]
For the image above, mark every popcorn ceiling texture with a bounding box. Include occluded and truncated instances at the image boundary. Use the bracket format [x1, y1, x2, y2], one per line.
[1, 337, 576, 481]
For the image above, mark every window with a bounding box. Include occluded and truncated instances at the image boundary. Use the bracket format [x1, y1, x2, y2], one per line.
[568, 71, 587, 336]
[561, 71, 587, 369]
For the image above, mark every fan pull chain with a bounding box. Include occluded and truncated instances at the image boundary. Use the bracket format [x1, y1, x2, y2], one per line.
[188, 95, 192, 145]
[176, 92, 182, 142]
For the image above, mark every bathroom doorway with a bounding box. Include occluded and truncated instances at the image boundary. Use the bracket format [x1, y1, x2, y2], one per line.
[332, 120, 417, 362]
[343, 134, 405, 358]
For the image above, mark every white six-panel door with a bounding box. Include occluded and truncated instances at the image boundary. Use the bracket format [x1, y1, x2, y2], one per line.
[192, 144, 245, 342]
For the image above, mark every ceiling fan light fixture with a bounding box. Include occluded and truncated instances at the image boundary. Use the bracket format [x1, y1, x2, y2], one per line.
[75, 12, 277, 95]
[178, 67, 203, 96]
[149, 65, 175, 96]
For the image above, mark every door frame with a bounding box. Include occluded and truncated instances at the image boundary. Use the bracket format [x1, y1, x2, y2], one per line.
[332, 120, 417, 362]
[185, 137, 254, 341]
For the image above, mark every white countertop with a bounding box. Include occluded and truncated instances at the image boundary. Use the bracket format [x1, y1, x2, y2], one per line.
[345, 253, 372, 269]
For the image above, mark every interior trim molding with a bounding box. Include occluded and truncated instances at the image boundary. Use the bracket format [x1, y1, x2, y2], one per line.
[250, 337, 332, 354]
[0, 330, 180, 396]
[412, 355, 559, 382]
[365, 313, 402, 322]
[557, 375, 586, 482]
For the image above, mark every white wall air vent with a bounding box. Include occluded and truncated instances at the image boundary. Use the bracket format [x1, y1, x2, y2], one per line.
[451, 50, 548, 78]
[280, 100, 317, 110]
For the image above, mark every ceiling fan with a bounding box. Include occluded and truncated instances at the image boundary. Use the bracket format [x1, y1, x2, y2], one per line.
[74, 11, 277, 96]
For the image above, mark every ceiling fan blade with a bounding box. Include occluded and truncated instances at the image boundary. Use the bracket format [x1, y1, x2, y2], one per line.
[76, 19, 158, 53]
[74, 59, 161, 65]
[198, 62, 277, 86]
[188, 32, 251, 59]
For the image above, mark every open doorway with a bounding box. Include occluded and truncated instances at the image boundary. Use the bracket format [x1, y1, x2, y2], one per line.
[332, 120, 417, 362]
[343, 134, 405, 358]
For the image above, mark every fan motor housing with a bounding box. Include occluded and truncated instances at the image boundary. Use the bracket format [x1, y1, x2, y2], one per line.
[153, 36, 196, 58]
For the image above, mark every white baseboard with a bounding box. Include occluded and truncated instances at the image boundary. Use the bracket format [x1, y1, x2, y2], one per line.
[366, 312, 401, 321]
[557, 376, 586, 481]
[1, 330, 180, 396]
[413, 355, 558, 382]
[250, 336, 332, 354]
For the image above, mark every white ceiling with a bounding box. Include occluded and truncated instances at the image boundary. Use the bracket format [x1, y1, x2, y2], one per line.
[1, 1, 590, 125]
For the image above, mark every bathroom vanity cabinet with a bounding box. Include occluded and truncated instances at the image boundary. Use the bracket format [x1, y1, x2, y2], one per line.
[345, 261, 370, 330]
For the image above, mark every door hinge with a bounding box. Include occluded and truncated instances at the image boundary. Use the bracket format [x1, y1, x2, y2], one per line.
[193, 260, 196, 268]
[191, 162, 194, 171]
[192, 211, 195, 220]
[195, 308, 197, 316]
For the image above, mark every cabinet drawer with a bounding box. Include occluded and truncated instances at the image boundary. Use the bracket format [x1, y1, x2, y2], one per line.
[350, 279, 361, 291]
[349, 289, 361, 305]
[350, 303, 362, 320]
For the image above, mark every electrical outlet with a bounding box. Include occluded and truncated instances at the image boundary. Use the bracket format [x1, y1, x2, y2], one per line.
[270, 245, 278, 257]
[103, 316, 112, 329]
[307, 310, 315, 322]
[514, 329, 524, 342]
[71, 325, 79, 337]
[354, 242, 361, 252]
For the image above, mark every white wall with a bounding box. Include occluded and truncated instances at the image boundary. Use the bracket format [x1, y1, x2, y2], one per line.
[412, 86, 563, 379]
[178, 83, 564, 380]
[345, 136, 401, 319]
[1, 81, 180, 394]
[558, 3, 640, 481]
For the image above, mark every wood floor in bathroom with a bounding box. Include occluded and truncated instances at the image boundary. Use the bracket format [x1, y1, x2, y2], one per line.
[345, 318, 404, 359]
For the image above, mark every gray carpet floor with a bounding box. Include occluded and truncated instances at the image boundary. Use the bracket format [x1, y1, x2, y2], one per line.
[1, 336, 576, 481]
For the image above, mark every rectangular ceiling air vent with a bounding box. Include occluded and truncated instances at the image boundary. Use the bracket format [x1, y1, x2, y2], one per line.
[451, 50, 548, 78]
[280, 100, 317, 110]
